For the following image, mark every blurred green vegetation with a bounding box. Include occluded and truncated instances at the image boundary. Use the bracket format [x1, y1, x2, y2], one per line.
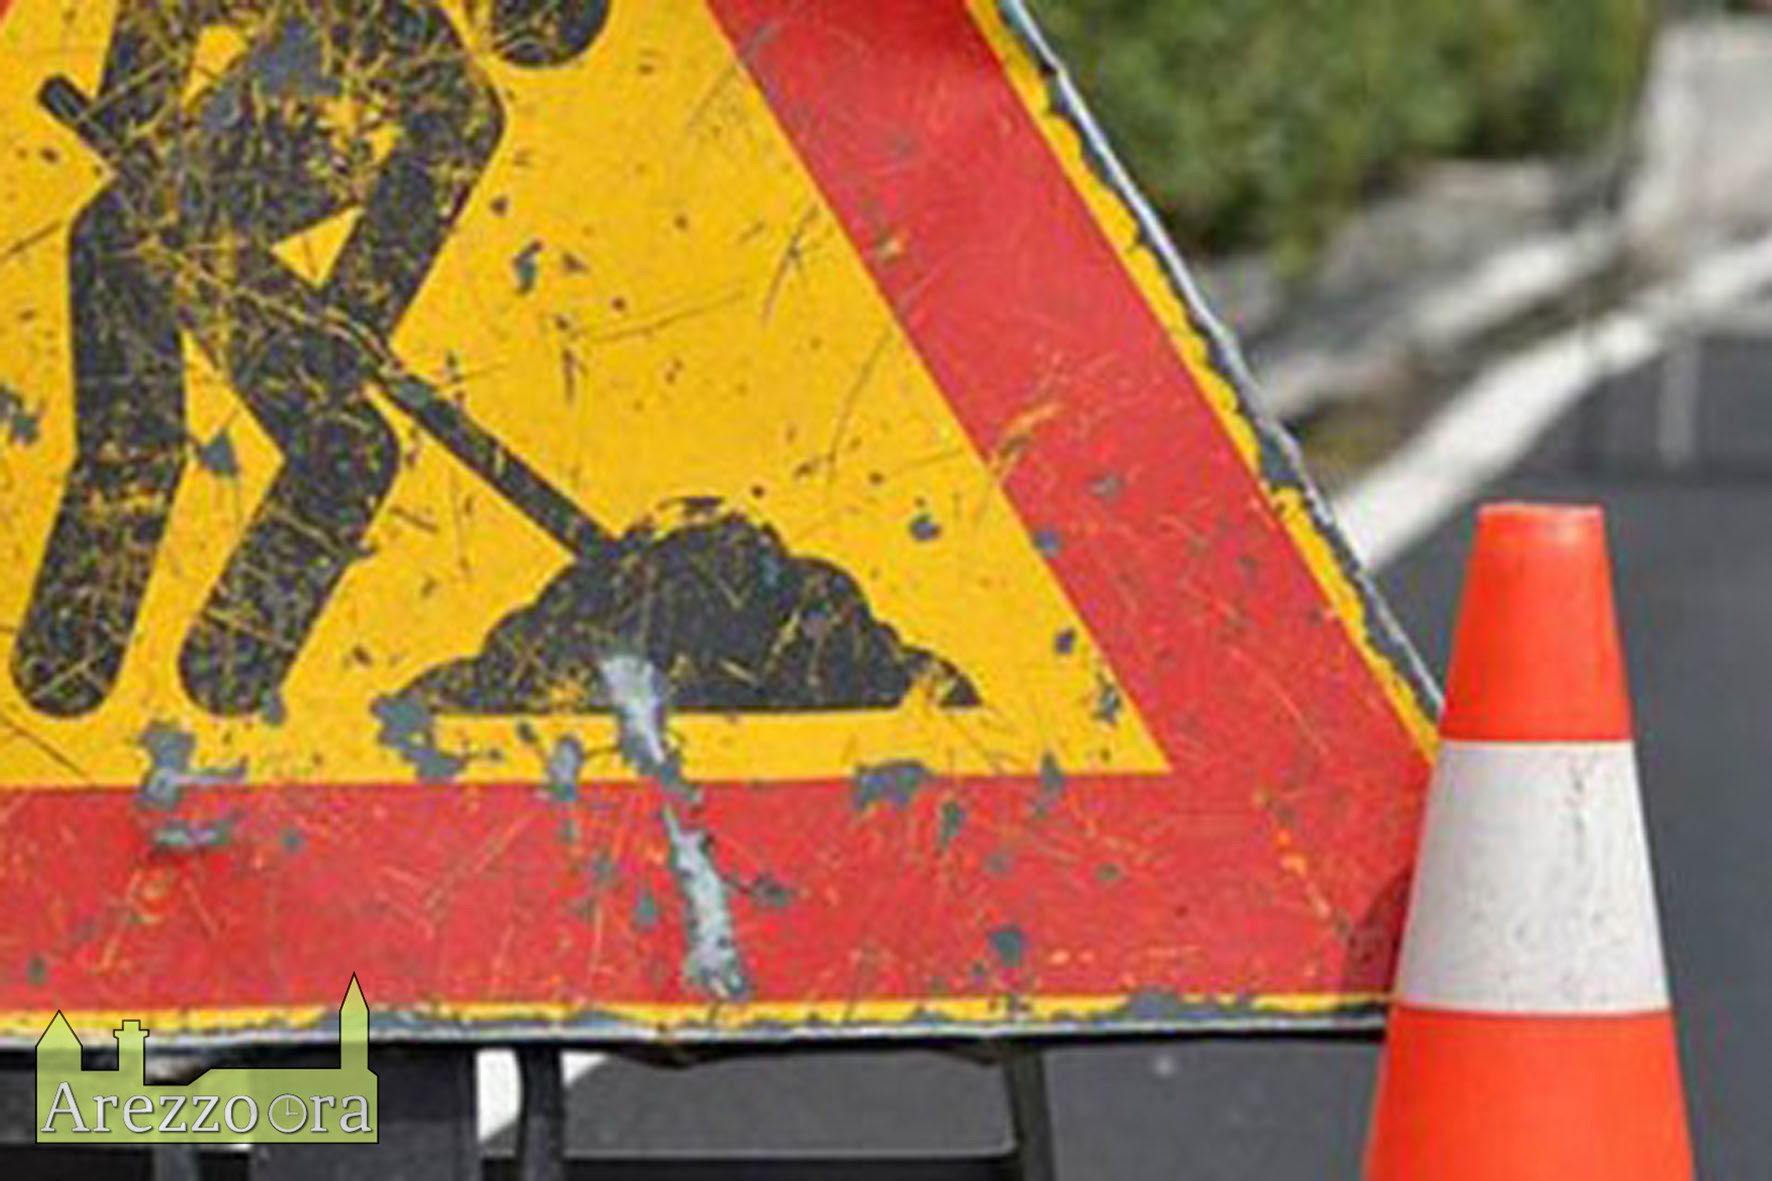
[1033, 0, 1657, 268]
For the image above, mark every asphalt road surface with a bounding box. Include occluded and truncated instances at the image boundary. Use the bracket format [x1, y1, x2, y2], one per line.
[528, 326, 1772, 1178]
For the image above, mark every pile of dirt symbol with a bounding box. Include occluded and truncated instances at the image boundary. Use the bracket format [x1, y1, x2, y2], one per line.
[401, 501, 979, 714]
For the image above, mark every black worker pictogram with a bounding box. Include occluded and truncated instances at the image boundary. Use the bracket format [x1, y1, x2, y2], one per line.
[12, 0, 608, 718]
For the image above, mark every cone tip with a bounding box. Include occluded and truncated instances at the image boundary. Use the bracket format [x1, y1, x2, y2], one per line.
[1476, 501, 1606, 551]
[1441, 501, 1632, 742]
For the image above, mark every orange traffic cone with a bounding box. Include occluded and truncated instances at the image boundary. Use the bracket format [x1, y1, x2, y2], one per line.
[1364, 503, 1694, 1180]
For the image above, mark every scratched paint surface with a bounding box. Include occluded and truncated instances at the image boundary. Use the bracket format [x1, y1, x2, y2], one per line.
[0, 0, 1435, 1045]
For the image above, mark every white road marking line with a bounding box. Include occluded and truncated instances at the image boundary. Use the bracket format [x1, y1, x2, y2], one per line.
[1262, 221, 1620, 420]
[1333, 231, 1772, 570]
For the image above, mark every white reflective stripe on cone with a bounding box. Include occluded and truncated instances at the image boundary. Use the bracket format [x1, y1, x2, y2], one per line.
[1395, 741, 1670, 1015]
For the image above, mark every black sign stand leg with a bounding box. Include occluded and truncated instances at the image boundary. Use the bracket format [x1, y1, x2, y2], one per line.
[1003, 1050, 1058, 1181]
[517, 1046, 566, 1181]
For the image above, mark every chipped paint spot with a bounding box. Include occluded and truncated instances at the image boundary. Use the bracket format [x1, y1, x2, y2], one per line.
[745, 873, 794, 909]
[599, 652, 680, 787]
[153, 815, 237, 850]
[370, 694, 469, 783]
[603, 652, 750, 1001]
[0, 385, 39, 446]
[852, 759, 932, 810]
[937, 799, 967, 850]
[1053, 628, 1077, 656]
[1107, 989, 1210, 1024]
[513, 238, 544, 294]
[136, 721, 245, 810]
[545, 735, 585, 802]
[1088, 472, 1124, 501]
[25, 957, 46, 988]
[661, 808, 751, 1001]
[634, 888, 660, 931]
[909, 509, 941, 541]
[247, 16, 341, 100]
[1032, 527, 1061, 557]
[195, 429, 240, 477]
[988, 925, 1027, 969]
[1034, 753, 1065, 818]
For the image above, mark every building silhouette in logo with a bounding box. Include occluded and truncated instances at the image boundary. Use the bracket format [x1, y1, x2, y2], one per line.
[37, 977, 376, 1143]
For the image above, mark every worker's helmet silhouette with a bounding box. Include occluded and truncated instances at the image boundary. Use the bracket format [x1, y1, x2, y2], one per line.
[482, 0, 610, 67]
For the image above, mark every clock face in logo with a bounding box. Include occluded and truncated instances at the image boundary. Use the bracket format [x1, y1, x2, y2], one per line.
[269, 1095, 309, 1136]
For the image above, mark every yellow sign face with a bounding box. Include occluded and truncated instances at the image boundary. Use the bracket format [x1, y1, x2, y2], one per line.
[0, 0, 1163, 790]
[0, 0, 1433, 1043]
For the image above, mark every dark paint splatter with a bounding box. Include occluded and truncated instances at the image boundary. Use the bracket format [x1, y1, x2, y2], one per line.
[1053, 628, 1077, 656]
[909, 510, 942, 542]
[1033, 528, 1061, 557]
[1094, 675, 1123, 726]
[853, 759, 933, 810]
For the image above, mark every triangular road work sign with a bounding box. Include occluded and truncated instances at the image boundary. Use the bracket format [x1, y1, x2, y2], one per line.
[0, 0, 1434, 1043]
